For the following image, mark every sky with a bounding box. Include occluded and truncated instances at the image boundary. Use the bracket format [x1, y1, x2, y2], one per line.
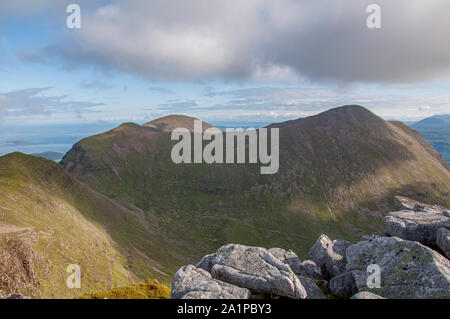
[1, 0, 450, 126]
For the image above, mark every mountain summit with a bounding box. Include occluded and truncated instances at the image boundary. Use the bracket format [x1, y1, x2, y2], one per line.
[144, 115, 215, 132]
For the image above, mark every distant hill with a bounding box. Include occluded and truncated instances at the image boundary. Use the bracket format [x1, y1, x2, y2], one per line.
[411, 114, 450, 164]
[60, 105, 450, 272]
[0, 153, 179, 298]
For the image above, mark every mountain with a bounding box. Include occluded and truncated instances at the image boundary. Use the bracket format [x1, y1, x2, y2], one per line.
[411, 114, 450, 164]
[0, 153, 179, 298]
[60, 105, 450, 278]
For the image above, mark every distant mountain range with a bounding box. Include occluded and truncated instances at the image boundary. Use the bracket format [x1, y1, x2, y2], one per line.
[410, 114, 450, 164]
[1, 105, 449, 298]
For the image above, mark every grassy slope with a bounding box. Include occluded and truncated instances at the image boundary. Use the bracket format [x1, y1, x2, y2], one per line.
[0, 153, 176, 298]
[61, 106, 450, 273]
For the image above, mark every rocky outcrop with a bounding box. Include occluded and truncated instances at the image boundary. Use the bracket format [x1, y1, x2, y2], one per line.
[350, 292, 385, 299]
[385, 210, 450, 248]
[436, 227, 450, 258]
[172, 198, 450, 300]
[385, 197, 450, 250]
[171, 265, 251, 299]
[307, 234, 351, 279]
[207, 244, 307, 299]
[346, 236, 450, 299]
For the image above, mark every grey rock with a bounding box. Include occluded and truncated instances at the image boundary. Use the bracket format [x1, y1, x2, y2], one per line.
[307, 234, 351, 279]
[385, 209, 450, 247]
[296, 260, 324, 280]
[436, 227, 450, 259]
[329, 272, 357, 298]
[346, 236, 450, 299]
[196, 253, 217, 273]
[171, 265, 251, 299]
[268, 248, 303, 273]
[207, 244, 307, 299]
[350, 292, 385, 299]
[444, 211, 450, 218]
[296, 276, 326, 299]
[395, 196, 445, 214]
[268, 248, 323, 280]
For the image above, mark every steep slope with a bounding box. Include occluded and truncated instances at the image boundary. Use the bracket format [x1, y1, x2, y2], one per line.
[0, 153, 178, 298]
[61, 105, 450, 264]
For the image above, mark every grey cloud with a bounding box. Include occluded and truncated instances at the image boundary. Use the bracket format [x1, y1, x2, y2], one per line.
[18, 0, 450, 84]
[0, 87, 104, 119]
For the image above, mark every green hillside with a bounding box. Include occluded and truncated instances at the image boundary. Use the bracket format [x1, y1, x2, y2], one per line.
[0, 153, 179, 298]
[61, 105, 450, 266]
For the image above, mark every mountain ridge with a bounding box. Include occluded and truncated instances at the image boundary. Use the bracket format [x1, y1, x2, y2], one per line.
[60, 105, 450, 266]
[2, 105, 448, 298]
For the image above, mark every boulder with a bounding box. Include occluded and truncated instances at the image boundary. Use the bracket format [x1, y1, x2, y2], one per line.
[385, 210, 450, 248]
[267, 248, 323, 280]
[268, 248, 303, 273]
[329, 272, 357, 298]
[350, 292, 385, 299]
[307, 234, 351, 279]
[296, 260, 324, 280]
[436, 227, 450, 259]
[171, 265, 251, 299]
[346, 236, 450, 299]
[203, 244, 307, 299]
[296, 276, 326, 299]
[196, 253, 217, 273]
